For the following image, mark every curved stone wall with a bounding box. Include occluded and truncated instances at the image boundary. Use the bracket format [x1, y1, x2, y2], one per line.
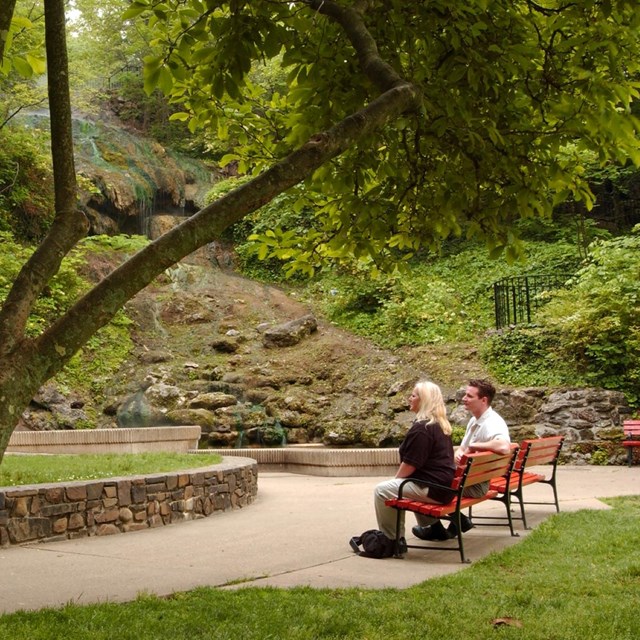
[0, 457, 257, 547]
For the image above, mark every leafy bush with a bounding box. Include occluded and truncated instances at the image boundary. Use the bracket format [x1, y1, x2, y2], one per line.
[315, 270, 478, 347]
[0, 232, 87, 334]
[450, 426, 466, 445]
[480, 325, 584, 387]
[54, 311, 133, 401]
[0, 232, 135, 401]
[207, 177, 314, 282]
[0, 126, 54, 241]
[538, 228, 640, 404]
[306, 239, 582, 347]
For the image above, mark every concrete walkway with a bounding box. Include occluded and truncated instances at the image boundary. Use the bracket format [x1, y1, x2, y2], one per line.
[0, 465, 638, 614]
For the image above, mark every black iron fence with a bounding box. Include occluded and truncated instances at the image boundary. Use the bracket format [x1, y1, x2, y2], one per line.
[493, 274, 573, 329]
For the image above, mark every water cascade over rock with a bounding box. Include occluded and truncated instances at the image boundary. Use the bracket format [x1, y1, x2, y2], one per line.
[20, 113, 217, 238]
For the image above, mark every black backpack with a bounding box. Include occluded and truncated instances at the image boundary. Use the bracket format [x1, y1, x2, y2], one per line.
[349, 529, 400, 558]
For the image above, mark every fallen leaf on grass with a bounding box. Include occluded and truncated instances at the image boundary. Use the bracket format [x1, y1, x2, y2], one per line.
[492, 617, 523, 628]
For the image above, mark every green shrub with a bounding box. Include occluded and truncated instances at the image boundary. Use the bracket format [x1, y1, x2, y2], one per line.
[0, 232, 87, 335]
[539, 228, 640, 405]
[480, 325, 584, 388]
[0, 232, 135, 400]
[208, 177, 314, 282]
[306, 239, 581, 348]
[590, 449, 610, 466]
[0, 126, 54, 241]
[54, 311, 134, 401]
[450, 425, 466, 445]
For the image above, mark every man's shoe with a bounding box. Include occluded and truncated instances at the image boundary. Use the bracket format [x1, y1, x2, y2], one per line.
[447, 513, 474, 537]
[412, 521, 451, 541]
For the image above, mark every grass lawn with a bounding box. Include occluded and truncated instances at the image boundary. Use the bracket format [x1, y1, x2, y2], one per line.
[0, 496, 638, 639]
[0, 452, 222, 486]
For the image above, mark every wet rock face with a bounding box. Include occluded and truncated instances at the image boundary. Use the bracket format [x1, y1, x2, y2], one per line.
[116, 390, 171, 429]
[70, 117, 215, 237]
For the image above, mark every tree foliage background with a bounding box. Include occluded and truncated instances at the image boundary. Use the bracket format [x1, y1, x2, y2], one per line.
[131, 0, 640, 273]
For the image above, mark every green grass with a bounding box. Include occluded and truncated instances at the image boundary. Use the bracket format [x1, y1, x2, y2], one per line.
[0, 496, 638, 639]
[0, 452, 222, 486]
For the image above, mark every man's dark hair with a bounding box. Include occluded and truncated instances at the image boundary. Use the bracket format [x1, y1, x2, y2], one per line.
[468, 378, 496, 404]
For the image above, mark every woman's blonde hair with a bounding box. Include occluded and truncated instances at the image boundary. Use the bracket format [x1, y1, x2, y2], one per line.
[413, 380, 452, 435]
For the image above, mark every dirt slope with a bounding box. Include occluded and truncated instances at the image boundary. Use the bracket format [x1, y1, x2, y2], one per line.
[108, 250, 488, 446]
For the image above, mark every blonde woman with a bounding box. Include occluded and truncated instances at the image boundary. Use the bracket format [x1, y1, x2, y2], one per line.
[373, 380, 456, 546]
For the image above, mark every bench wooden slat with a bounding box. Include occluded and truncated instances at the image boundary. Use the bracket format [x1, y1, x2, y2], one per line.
[386, 490, 500, 518]
[490, 471, 545, 493]
[514, 438, 563, 469]
[464, 452, 515, 486]
[623, 420, 640, 466]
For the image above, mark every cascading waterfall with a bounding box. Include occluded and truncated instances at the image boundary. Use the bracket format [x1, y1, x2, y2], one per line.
[138, 190, 156, 238]
[16, 111, 213, 237]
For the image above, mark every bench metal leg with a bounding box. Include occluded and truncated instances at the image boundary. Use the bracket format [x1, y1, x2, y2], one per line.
[450, 512, 470, 563]
[513, 488, 529, 529]
[393, 509, 404, 558]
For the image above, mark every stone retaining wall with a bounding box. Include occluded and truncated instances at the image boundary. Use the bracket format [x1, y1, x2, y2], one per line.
[0, 457, 257, 547]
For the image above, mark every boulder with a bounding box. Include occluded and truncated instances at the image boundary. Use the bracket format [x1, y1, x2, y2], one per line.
[262, 314, 317, 348]
[188, 392, 238, 410]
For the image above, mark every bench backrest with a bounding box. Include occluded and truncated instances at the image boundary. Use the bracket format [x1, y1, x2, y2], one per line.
[623, 420, 640, 438]
[515, 436, 564, 471]
[454, 446, 519, 491]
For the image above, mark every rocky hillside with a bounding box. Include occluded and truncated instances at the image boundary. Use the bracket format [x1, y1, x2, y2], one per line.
[19, 247, 631, 463]
[107, 252, 470, 448]
[20, 247, 489, 447]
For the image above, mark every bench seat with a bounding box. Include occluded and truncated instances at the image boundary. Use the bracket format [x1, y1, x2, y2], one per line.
[386, 490, 499, 519]
[489, 471, 545, 493]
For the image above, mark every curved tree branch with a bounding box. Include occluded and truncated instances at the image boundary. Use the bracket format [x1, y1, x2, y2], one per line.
[304, 0, 408, 93]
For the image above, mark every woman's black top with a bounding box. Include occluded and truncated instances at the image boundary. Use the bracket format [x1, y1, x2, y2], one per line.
[398, 419, 456, 503]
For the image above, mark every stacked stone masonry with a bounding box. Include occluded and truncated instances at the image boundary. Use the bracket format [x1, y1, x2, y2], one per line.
[0, 457, 257, 547]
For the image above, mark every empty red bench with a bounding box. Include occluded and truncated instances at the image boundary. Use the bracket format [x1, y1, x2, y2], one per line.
[483, 435, 564, 530]
[623, 420, 640, 467]
[385, 447, 519, 563]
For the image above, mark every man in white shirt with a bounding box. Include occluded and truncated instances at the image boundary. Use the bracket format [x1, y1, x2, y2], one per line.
[413, 378, 510, 541]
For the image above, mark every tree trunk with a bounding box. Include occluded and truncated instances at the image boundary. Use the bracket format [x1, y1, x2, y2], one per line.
[0, 0, 18, 65]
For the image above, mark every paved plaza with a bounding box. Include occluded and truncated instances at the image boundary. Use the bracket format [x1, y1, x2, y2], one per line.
[0, 464, 638, 614]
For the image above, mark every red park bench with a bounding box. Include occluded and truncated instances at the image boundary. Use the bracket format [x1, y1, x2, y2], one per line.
[623, 420, 640, 467]
[385, 446, 519, 564]
[475, 435, 565, 531]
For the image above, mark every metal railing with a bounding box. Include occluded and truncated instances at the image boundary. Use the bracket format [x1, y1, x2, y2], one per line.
[493, 274, 572, 329]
